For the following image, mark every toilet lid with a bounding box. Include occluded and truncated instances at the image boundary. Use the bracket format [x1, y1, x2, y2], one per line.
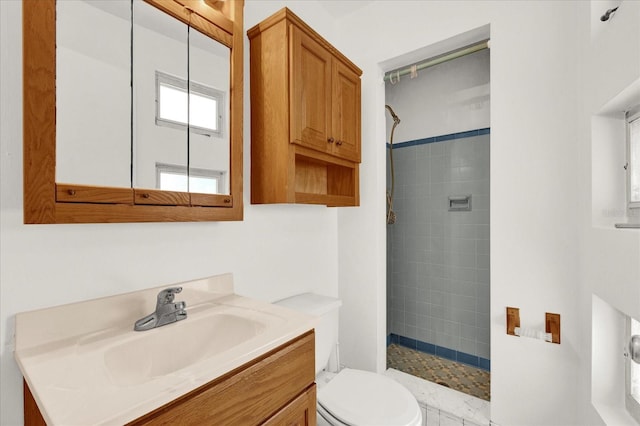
[317, 369, 422, 426]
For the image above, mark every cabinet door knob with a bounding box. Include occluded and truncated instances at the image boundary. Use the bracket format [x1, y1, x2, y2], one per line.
[142, 193, 150, 199]
[336, 140, 343, 146]
[327, 137, 335, 144]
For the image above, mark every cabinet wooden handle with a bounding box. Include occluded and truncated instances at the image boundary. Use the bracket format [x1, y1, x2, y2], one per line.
[67, 189, 76, 196]
[327, 137, 335, 144]
[336, 140, 343, 146]
[141, 193, 150, 199]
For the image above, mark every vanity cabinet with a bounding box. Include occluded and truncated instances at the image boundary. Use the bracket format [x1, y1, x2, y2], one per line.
[23, 331, 316, 426]
[248, 8, 362, 207]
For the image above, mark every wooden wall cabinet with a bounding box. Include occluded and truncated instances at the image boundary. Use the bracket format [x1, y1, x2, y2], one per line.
[248, 8, 362, 207]
[25, 331, 316, 426]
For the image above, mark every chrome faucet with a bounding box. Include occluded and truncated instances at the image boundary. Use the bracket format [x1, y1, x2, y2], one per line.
[134, 287, 187, 331]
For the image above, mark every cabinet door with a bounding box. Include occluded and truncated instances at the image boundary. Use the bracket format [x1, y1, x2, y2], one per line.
[290, 26, 333, 154]
[263, 385, 317, 426]
[331, 60, 361, 163]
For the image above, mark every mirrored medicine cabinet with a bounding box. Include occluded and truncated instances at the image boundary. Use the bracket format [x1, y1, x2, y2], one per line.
[23, 0, 244, 223]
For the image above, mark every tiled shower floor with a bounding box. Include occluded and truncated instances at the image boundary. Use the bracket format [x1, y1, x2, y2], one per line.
[387, 343, 490, 401]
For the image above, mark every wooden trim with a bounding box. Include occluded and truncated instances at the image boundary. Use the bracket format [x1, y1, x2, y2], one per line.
[295, 145, 357, 168]
[133, 189, 190, 206]
[247, 7, 362, 76]
[22, 0, 244, 224]
[56, 184, 133, 204]
[24, 380, 46, 426]
[190, 192, 232, 207]
[249, 19, 292, 205]
[145, 0, 233, 47]
[54, 202, 242, 223]
[23, 0, 56, 224]
[228, 0, 244, 219]
[295, 192, 357, 207]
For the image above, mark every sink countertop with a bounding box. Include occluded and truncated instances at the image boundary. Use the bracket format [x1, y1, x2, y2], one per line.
[14, 273, 316, 425]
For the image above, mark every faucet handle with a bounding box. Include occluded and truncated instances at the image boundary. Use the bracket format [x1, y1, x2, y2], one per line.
[157, 287, 183, 305]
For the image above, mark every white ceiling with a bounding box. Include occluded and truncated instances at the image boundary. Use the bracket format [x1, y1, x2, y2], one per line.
[318, 0, 375, 18]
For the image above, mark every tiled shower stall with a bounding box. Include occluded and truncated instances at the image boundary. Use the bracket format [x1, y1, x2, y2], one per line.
[387, 131, 490, 368]
[385, 48, 490, 370]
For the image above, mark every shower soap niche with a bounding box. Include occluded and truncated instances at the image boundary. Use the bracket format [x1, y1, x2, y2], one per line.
[448, 195, 472, 211]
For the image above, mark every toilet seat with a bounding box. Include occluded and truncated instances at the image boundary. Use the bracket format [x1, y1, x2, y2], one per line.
[317, 369, 422, 426]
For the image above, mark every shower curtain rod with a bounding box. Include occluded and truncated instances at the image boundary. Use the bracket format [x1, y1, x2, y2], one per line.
[383, 39, 490, 83]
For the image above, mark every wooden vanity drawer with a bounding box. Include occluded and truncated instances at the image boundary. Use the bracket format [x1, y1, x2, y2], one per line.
[263, 384, 316, 426]
[128, 330, 315, 426]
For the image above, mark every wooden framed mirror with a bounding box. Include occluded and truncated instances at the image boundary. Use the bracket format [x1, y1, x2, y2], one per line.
[23, 0, 243, 223]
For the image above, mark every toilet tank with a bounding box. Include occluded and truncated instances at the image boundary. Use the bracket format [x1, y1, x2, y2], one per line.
[274, 293, 342, 375]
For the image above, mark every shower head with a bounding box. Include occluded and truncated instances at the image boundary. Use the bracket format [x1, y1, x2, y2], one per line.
[385, 104, 401, 125]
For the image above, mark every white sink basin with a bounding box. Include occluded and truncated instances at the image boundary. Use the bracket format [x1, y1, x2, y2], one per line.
[104, 309, 269, 386]
[14, 274, 316, 425]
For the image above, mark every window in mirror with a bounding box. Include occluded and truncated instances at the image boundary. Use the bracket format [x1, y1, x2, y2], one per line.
[156, 71, 224, 137]
[156, 163, 224, 193]
[132, 0, 188, 191]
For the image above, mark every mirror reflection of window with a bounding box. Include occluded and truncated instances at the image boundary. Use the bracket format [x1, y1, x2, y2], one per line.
[132, 0, 230, 195]
[132, 0, 188, 192]
[155, 71, 224, 137]
[156, 163, 224, 194]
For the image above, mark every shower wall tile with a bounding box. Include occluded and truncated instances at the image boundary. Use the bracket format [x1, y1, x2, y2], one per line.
[387, 132, 490, 360]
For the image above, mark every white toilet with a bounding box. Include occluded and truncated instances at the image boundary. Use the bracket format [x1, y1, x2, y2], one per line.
[275, 293, 422, 426]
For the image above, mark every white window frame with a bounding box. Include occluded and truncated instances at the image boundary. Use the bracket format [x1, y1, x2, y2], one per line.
[155, 71, 224, 137]
[626, 106, 640, 211]
[156, 162, 225, 194]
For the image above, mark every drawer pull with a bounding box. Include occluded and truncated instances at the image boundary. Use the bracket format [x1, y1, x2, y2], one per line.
[327, 137, 335, 144]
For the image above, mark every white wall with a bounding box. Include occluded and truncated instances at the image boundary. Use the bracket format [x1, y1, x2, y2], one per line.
[0, 1, 339, 425]
[56, 0, 131, 187]
[385, 49, 490, 143]
[582, 0, 640, 424]
[333, 1, 600, 425]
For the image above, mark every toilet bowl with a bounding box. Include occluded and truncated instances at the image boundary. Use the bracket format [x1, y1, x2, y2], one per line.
[275, 293, 422, 426]
[317, 368, 422, 426]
